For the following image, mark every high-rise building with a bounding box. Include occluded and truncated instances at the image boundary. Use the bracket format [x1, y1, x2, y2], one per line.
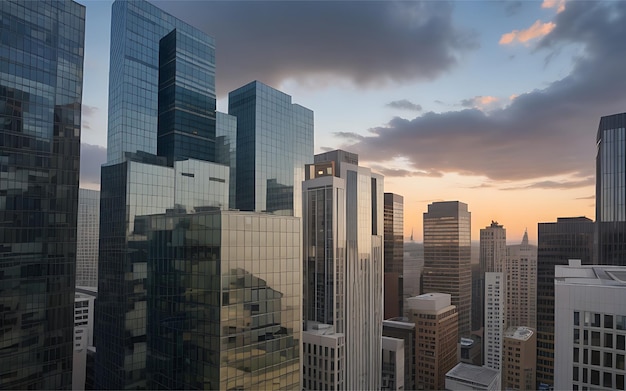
[422, 201, 472, 338]
[484, 272, 504, 372]
[383, 318, 416, 391]
[471, 263, 484, 333]
[554, 261, 626, 391]
[536, 217, 594, 389]
[403, 240, 423, 303]
[480, 221, 507, 273]
[302, 150, 384, 390]
[502, 326, 536, 391]
[596, 112, 626, 266]
[301, 323, 345, 391]
[145, 211, 302, 390]
[77, 189, 100, 287]
[216, 111, 238, 209]
[73, 287, 97, 390]
[381, 336, 405, 391]
[229, 81, 313, 217]
[407, 293, 459, 390]
[384, 193, 404, 319]
[506, 231, 537, 330]
[0, 1, 85, 388]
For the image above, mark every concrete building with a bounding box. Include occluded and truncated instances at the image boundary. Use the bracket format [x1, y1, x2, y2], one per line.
[422, 201, 472, 338]
[407, 293, 458, 390]
[403, 240, 423, 305]
[459, 336, 482, 366]
[503, 326, 536, 391]
[506, 231, 537, 330]
[484, 272, 505, 372]
[382, 336, 405, 391]
[77, 189, 100, 287]
[73, 287, 97, 390]
[480, 221, 507, 274]
[445, 363, 500, 391]
[302, 150, 384, 390]
[554, 261, 626, 391]
[383, 318, 416, 391]
[384, 193, 404, 319]
[302, 323, 345, 391]
[536, 217, 595, 389]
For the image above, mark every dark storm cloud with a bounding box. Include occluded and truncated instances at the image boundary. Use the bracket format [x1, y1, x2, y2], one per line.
[386, 99, 423, 112]
[80, 143, 106, 187]
[155, 1, 477, 96]
[339, 1, 626, 182]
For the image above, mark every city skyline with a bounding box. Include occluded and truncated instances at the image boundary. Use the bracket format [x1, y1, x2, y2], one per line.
[77, 0, 626, 242]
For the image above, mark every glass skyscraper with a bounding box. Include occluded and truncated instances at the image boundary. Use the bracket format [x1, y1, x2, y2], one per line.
[77, 189, 100, 288]
[422, 201, 472, 338]
[0, 1, 85, 388]
[383, 193, 404, 319]
[229, 81, 314, 217]
[596, 112, 626, 266]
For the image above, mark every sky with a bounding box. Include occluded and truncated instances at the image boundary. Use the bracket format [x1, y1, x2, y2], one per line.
[76, 0, 626, 244]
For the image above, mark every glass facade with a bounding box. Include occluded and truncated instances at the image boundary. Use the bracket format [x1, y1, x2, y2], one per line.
[229, 81, 314, 217]
[422, 201, 472, 338]
[536, 217, 594, 388]
[95, 154, 228, 389]
[145, 211, 301, 390]
[216, 111, 237, 210]
[0, 1, 85, 388]
[107, 0, 216, 165]
[384, 193, 404, 319]
[77, 189, 100, 287]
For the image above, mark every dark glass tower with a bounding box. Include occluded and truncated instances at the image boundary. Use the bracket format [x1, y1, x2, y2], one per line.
[0, 1, 85, 388]
[384, 193, 404, 319]
[596, 112, 626, 266]
[422, 201, 472, 338]
[536, 217, 594, 389]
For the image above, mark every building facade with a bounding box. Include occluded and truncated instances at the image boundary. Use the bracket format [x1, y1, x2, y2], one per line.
[301, 324, 345, 391]
[503, 326, 536, 391]
[381, 336, 405, 391]
[77, 189, 100, 287]
[407, 293, 458, 391]
[484, 272, 504, 372]
[384, 193, 404, 319]
[229, 81, 313, 217]
[0, 1, 85, 388]
[554, 262, 626, 391]
[383, 319, 416, 391]
[480, 221, 507, 274]
[422, 201, 472, 338]
[506, 231, 537, 330]
[73, 287, 97, 390]
[302, 151, 384, 390]
[536, 217, 595, 389]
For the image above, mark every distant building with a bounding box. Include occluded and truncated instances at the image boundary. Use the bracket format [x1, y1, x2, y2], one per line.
[503, 326, 536, 391]
[536, 217, 594, 388]
[506, 231, 537, 329]
[73, 288, 97, 391]
[77, 189, 100, 287]
[484, 272, 504, 372]
[403, 241, 423, 305]
[407, 293, 458, 390]
[480, 221, 507, 273]
[382, 336, 405, 391]
[384, 193, 404, 319]
[471, 263, 484, 333]
[422, 201, 472, 338]
[445, 363, 500, 391]
[554, 262, 626, 391]
[383, 318, 416, 391]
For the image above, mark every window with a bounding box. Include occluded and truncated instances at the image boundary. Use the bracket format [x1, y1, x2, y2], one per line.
[605, 314, 614, 329]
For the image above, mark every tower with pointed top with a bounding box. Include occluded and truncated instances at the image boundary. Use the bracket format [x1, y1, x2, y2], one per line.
[506, 231, 537, 329]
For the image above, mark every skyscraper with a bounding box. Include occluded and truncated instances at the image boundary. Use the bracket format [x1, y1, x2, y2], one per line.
[422, 201, 472, 338]
[502, 327, 536, 391]
[506, 231, 537, 330]
[480, 221, 506, 274]
[302, 150, 384, 390]
[596, 112, 626, 266]
[229, 81, 314, 217]
[0, 1, 85, 388]
[536, 217, 594, 389]
[384, 193, 404, 319]
[484, 272, 504, 372]
[77, 189, 100, 287]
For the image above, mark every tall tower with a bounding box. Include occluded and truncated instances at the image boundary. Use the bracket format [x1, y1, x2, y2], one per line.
[384, 193, 404, 319]
[536, 217, 594, 389]
[302, 150, 384, 390]
[229, 81, 314, 217]
[506, 231, 537, 329]
[480, 221, 506, 273]
[422, 201, 472, 338]
[484, 272, 505, 371]
[77, 189, 100, 288]
[596, 112, 626, 265]
[0, 1, 85, 388]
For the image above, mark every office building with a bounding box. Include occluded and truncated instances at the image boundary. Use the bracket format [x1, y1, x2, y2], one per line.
[0, 1, 85, 388]
[471, 263, 484, 333]
[459, 336, 482, 366]
[301, 323, 345, 391]
[383, 318, 416, 391]
[554, 262, 626, 391]
[302, 151, 384, 390]
[480, 221, 507, 273]
[506, 231, 537, 329]
[77, 189, 100, 287]
[445, 363, 500, 391]
[73, 287, 97, 390]
[422, 201, 472, 338]
[381, 336, 405, 391]
[216, 111, 237, 209]
[407, 293, 458, 390]
[229, 81, 313, 217]
[536, 217, 594, 389]
[403, 240, 423, 303]
[484, 272, 504, 372]
[596, 112, 626, 266]
[503, 326, 536, 391]
[384, 193, 404, 319]
[146, 211, 301, 390]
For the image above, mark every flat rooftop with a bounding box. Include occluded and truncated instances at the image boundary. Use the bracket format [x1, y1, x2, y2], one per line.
[446, 363, 499, 386]
[555, 264, 626, 287]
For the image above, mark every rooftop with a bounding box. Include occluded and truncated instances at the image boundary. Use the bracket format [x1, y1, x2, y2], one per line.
[555, 263, 626, 287]
[446, 363, 499, 386]
[504, 326, 534, 341]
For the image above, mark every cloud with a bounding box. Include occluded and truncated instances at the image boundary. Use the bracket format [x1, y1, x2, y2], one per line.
[81, 105, 99, 130]
[386, 99, 422, 112]
[576, 195, 595, 200]
[368, 165, 443, 178]
[542, 0, 566, 13]
[80, 143, 106, 188]
[157, 1, 477, 96]
[339, 1, 626, 182]
[499, 20, 556, 45]
[501, 177, 594, 190]
[460, 95, 499, 109]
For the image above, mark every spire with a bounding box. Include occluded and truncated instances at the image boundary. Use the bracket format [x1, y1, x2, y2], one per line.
[410, 228, 414, 242]
[521, 228, 529, 246]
